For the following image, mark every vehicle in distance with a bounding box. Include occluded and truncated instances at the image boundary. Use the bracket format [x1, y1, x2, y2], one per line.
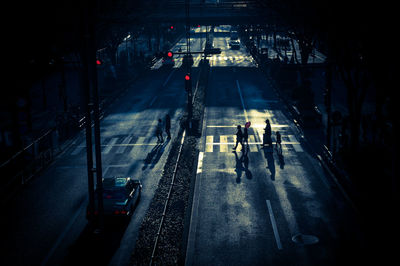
[182, 53, 194, 68]
[229, 40, 240, 50]
[86, 176, 142, 221]
[230, 30, 239, 40]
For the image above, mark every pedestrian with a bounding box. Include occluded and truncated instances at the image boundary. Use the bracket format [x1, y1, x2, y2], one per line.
[243, 126, 249, 148]
[263, 119, 272, 146]
[264, 119, 272, 136]
[165, 114, 171, 140]
[156, 118, 164, 143]
[233, 125, 243, 151]
[275, 131, 282, 154]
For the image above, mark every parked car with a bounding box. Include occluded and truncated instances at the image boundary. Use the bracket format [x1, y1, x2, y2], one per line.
[86, 176, 142, 221]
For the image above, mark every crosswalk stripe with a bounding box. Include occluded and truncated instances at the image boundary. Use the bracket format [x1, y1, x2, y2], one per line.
[136, 136, 146, 144]
[248, 135, 258, 152]
[288, 135, 303, 152]
[206, 136, 213, 152]
[102, 137, 118, 154]
[220, 135, 228, 152]
[115, 136, 132, 154]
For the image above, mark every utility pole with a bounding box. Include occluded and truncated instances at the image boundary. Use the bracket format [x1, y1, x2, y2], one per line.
[83, 0, 104, 231]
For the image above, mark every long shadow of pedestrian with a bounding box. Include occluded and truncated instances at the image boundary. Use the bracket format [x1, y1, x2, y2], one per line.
[233, 151, 243, 183]
[263, 147, 275, 180]
[150, 139, 170, 169]
[278, 153, 285, 169]
[142, 140, 169, 170]
[241, 148, 252, 180]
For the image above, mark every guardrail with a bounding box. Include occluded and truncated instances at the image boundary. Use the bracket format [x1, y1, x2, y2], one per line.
[0, 128, 57, 204]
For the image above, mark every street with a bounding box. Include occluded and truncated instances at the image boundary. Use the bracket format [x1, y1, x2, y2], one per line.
[1, 25, 366, 266]
[0, 32, 205, 266]
[185, 27, 364, 265]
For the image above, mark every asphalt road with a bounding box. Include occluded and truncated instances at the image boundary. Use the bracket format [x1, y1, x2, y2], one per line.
[0, 30, 206, 266]
[185, 28, 365, 265]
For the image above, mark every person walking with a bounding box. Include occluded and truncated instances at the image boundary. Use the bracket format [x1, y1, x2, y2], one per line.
[156, 118, 164, 143]
[275, 131, 282, 154]
[243, 126, 249, 149]
[165, 114, 171, 140]
[263, 119, 272, 146]
[233, 125, 243, 151]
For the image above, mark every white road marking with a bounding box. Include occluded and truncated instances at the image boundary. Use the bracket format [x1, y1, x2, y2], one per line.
[220, 135, 228, 152]
[205, 136, 213, 152]
[266, 200, 283, 250]
[288, 135, 304, 152]
[248, 135, 258, 152]
[102, 137, 118, 154]
[116, 136, 132, 154]
[196, 152, 204, 174]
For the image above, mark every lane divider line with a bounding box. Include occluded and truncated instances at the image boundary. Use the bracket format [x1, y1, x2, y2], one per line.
[266, 200, 283, 250]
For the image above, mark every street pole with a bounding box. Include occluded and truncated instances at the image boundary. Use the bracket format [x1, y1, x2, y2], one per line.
[88, 0, 104, 232]
[83, 0, 104, 231]
[82, 28, 95, 228]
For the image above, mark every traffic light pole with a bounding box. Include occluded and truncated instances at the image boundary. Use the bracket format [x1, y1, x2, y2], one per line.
[83, 0, 104, 231]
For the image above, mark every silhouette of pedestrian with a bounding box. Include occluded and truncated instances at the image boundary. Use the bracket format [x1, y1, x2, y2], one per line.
[263, 119, 272, 146]
[233, 125, 243, 151]
[156, 118, 164, 143]
[243, 126, 249, 149]
[165, 114, 171, 140]
[275, 131, 282, 154]
[264, 119, 272, 136]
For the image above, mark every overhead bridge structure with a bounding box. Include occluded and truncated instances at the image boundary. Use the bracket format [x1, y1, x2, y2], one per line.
[116, 0, 281, 26]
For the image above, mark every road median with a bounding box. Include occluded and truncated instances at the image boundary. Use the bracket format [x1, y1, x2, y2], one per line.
[130, 60, 210, 265]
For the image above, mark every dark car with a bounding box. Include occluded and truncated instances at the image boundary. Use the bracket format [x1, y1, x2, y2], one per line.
[86, 177, 142, 221]
[229, 40, 240, 50]
[182, 53, 194, 68]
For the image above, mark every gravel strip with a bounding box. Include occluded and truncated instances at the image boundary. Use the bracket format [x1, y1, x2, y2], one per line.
[131, 61, 209, 266]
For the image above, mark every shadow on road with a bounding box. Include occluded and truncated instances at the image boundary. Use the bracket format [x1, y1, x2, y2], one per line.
[233, 151, 243, 183]
[142, 140, 169, 170]
[263, 146, 275, 180]
[233, 148, 253, 183]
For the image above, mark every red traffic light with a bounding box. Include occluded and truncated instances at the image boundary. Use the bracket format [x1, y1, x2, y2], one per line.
[170, 26, 174, 29]
[185, 74, 190, 81]
[167, 51, 173, 58]
[96, 59, 102, 65]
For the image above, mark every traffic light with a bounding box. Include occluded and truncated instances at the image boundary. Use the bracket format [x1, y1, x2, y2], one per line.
[185, 74, 192, 92]
[167, 51, 173, 58]
[96, 59, 102, 65]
